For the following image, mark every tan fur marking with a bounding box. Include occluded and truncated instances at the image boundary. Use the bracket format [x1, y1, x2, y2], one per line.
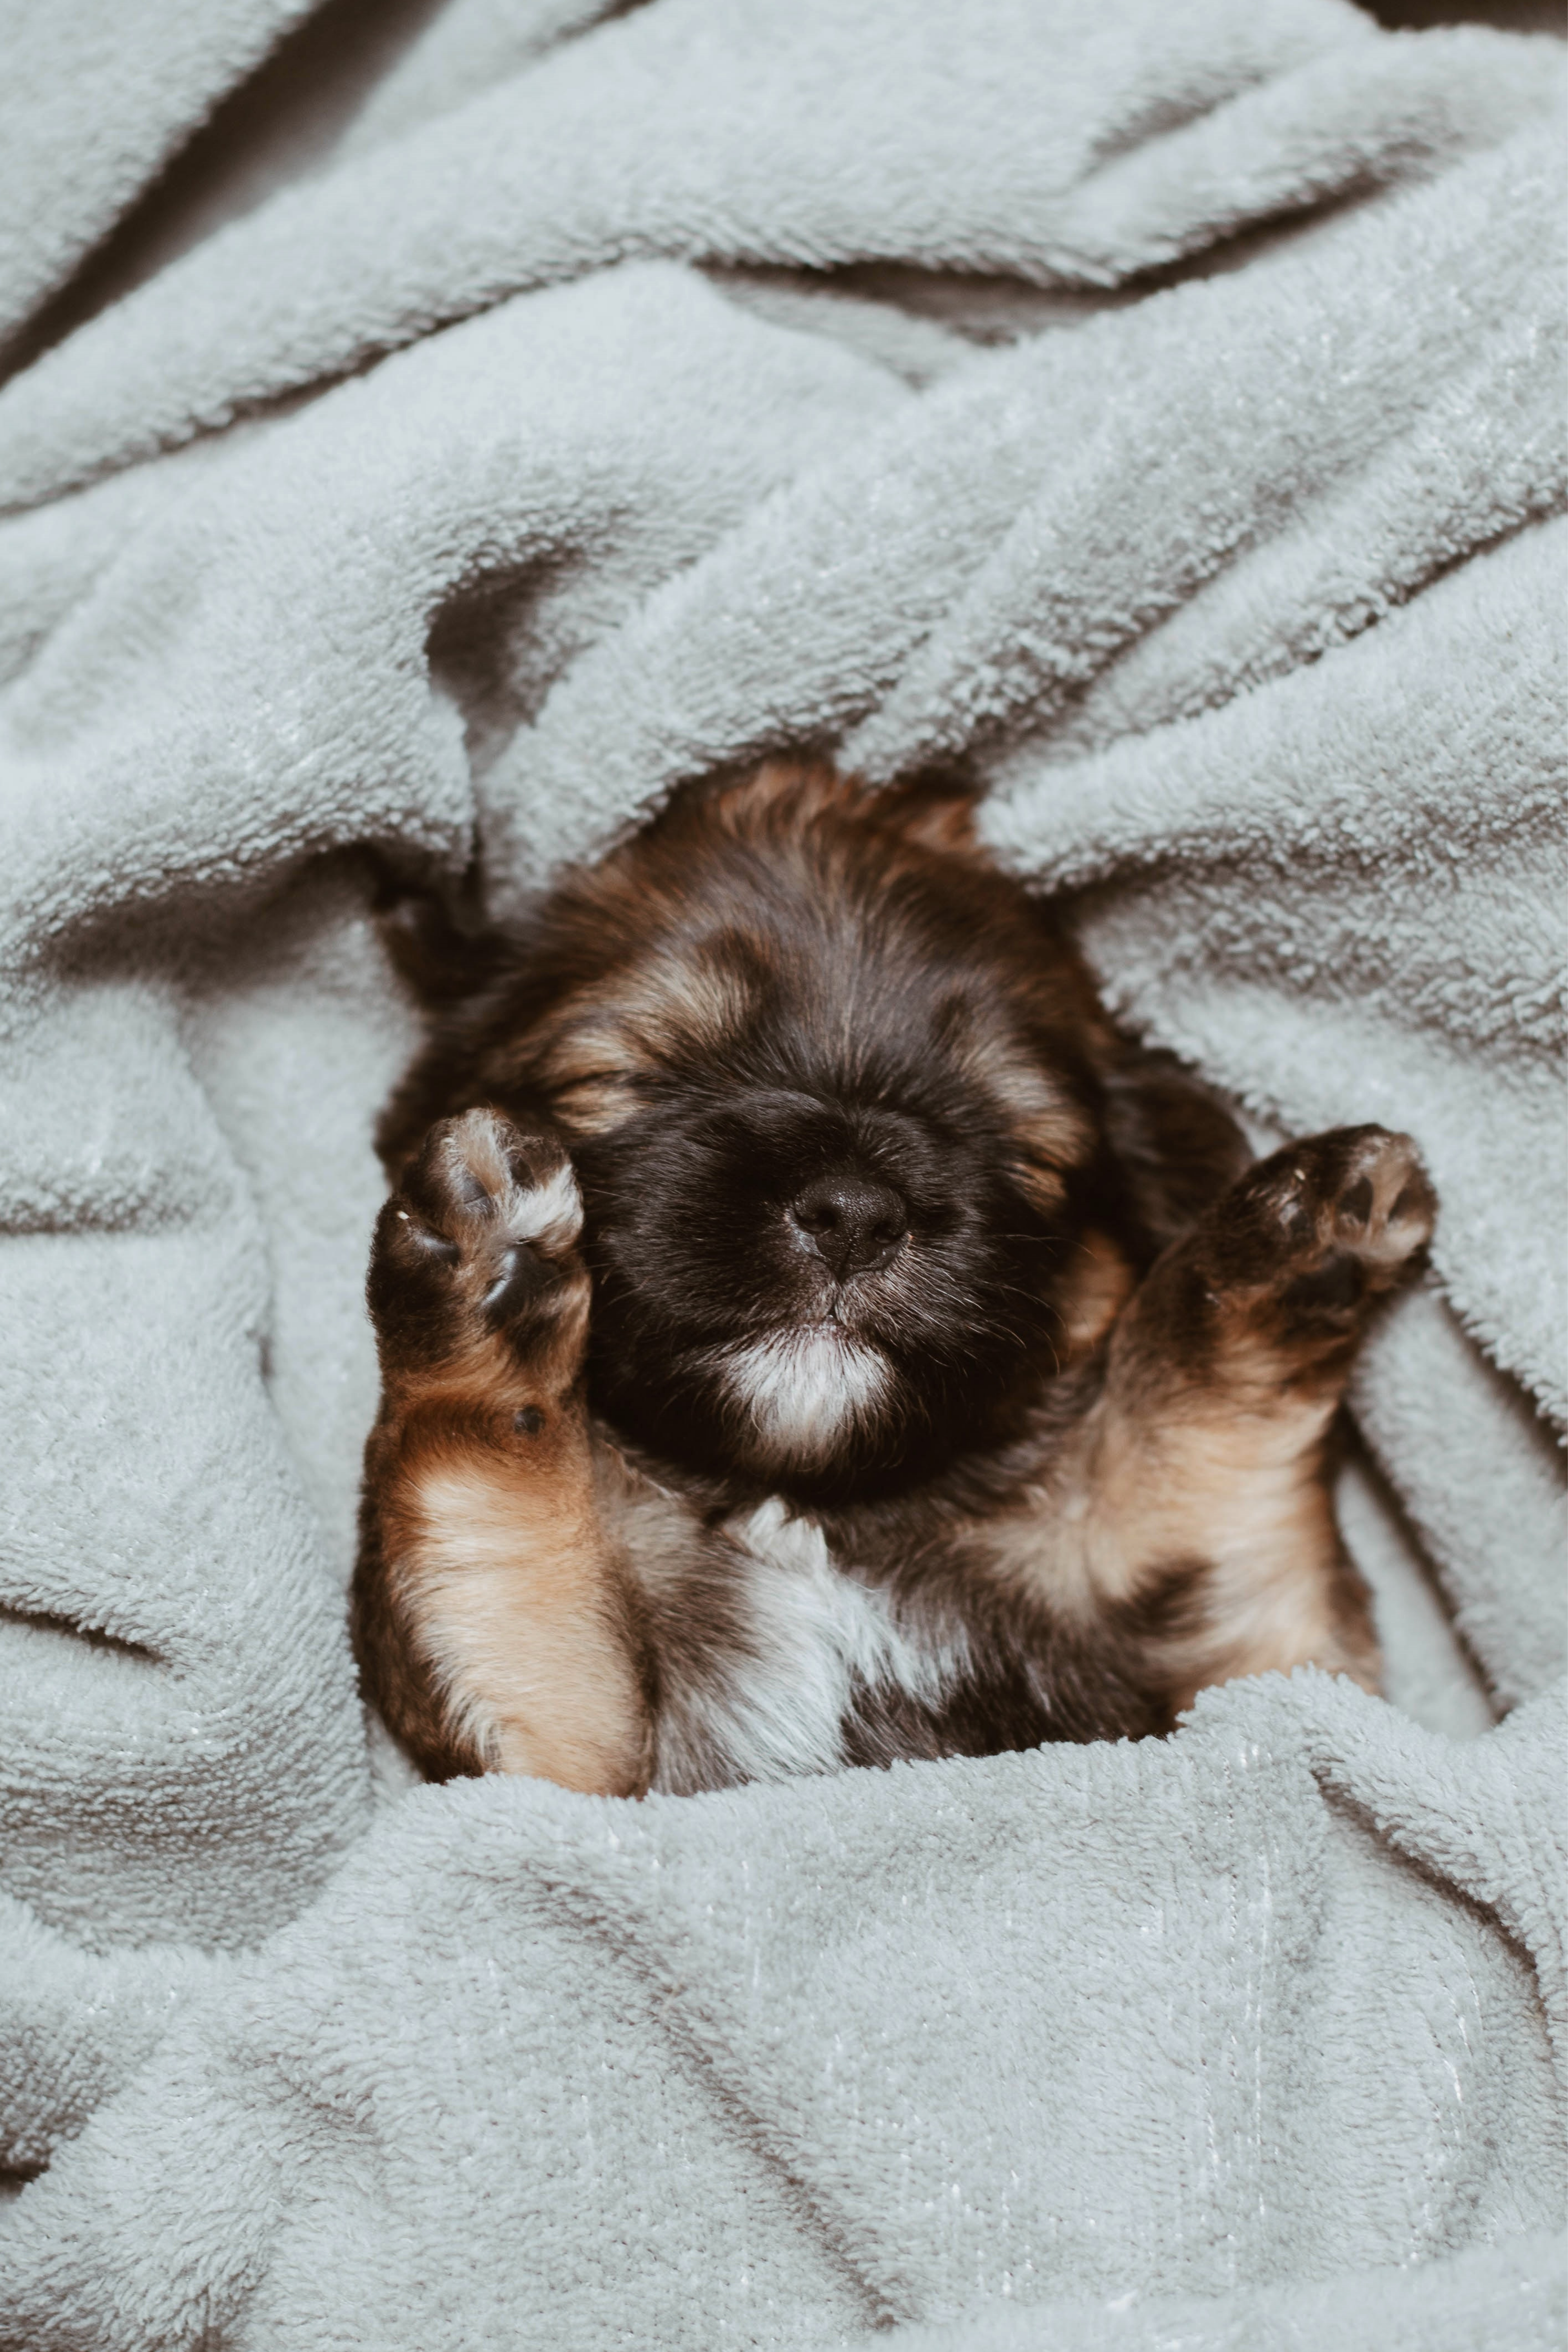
[942, 1007, 1093, 1211]
[542, 945, 758, 1136]
[549, 1075, 639, 1138]
[983, 1370, 1369, 1709]
[541, 1014, 654, 1096]
[1056, 1229, 1136, 1359]
[1170, 1532, 1379, 1710]
[1011, 1160, 1069, 1213]
[877, 787, 982, 859]
[399, 1437, 649, 1795]
[1080, 1392, 1335, 1599]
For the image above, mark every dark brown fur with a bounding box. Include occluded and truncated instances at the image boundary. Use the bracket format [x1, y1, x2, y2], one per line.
[353, 763, 1433, 1792]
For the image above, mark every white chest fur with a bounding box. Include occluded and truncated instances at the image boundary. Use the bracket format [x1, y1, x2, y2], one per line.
[650, 1495, 969, 1794]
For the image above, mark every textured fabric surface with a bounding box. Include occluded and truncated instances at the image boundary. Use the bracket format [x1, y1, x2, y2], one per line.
[0, 3, 1562, 2346]
[0, 0, 320, 349]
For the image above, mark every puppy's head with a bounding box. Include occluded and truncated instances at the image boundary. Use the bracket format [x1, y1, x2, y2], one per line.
[387, 764, 1243, 1497]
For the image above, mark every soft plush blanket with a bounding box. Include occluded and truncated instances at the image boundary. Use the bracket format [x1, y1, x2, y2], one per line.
[0, 2, 1563, 2346]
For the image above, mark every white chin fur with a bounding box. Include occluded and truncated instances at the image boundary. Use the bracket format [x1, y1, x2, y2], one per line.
[717, 1329, 888, 1466]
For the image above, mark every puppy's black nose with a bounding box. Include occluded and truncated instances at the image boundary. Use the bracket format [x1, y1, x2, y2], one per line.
[790, 1173, 908, 1278]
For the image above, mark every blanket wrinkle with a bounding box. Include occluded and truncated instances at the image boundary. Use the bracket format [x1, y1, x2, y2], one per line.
[1347, 1287, 1566, 1714]
[0, 266, 900, 977]
[0, 6, 1555, 517]
[475, 110, 1563, 914]
[706, 269, 977, 392]
[0, 2, 1563, 2345]
[2, 1676, 1561, 2350]
[1297, 1675, 1568, 2087]
[0, 976, 376, 1965]
[1329, 1449, 1496, 1744]
[842, 125, 1566, 776]
[829, 2229, 1568, 2352]
[328, 0, 641, 162]
[969, 301, 1564, 775]
[979, 522, 1566, 1436]
[0, 0, 317, 349]
[0, 1891, 230, 2171]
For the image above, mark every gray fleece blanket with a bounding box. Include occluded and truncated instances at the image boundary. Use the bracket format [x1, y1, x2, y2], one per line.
[0, 2, 1563, 2346]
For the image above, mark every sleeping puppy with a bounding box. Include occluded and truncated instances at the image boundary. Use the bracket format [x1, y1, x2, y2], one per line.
[354, 760, 1434, 1795]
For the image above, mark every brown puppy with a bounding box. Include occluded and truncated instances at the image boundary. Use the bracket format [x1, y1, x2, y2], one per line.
[354, 762, 1433, 1795]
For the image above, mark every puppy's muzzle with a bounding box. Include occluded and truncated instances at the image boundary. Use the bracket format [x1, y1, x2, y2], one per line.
[789, 1171, 908, 1279]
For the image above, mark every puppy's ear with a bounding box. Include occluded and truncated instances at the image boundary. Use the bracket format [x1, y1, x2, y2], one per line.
[1099, 1047, 1251, 1253]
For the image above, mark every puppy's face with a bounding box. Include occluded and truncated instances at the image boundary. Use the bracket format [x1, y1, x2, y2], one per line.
[479, 766, 1166, 1498]
[575, 1062, 1089, 1494]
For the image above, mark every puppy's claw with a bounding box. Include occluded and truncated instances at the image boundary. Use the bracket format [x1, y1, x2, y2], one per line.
[403, 1216, 460, 1265]
[372, 1108, 590, 1367]
[1217, 1125, 1435, 1329]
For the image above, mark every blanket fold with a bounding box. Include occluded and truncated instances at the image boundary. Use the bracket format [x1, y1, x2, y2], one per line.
[0, 0, 316, 351]
[2, 1673, 1563, 2350]
[0, 3, 1562, 2346]
[0, 7, 1559, 514]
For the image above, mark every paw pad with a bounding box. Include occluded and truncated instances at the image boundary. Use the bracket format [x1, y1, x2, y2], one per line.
[385, 1107, 586, 1329]
[1227, 1124, 1435, 1316]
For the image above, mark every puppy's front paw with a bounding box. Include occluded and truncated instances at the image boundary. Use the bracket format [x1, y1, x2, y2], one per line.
[368, 1108, 589, 1386]
[1217, 1125, 1435, 1328]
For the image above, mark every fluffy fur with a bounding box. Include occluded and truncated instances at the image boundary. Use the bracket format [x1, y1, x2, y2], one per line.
[353, 762, 1434, 1792]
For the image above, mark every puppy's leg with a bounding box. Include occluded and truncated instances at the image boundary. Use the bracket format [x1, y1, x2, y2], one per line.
[353, 1108, 652, 1792]
[1038, 1127, 1436, 1714]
